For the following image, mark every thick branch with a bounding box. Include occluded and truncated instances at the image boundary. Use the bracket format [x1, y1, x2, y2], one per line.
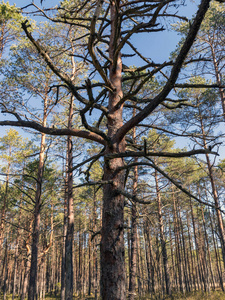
[105, 148, 218, 160]
[0, 119, 106, 145]
[175, 83, 225, 88]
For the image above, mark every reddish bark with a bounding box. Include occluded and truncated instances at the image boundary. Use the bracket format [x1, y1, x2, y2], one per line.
[65, 96, 74, 300]
[128, 123, 138, 300]
[28, 92, 48, 300]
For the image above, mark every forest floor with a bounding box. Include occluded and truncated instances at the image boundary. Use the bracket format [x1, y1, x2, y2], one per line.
[136, 290, 225, 300]
[4, 290, 225, 299]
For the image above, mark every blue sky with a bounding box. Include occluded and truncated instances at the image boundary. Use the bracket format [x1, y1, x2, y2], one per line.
[8, 0, 199, 62]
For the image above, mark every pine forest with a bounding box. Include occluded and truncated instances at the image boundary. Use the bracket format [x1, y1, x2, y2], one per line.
[1, 0, 225, 299]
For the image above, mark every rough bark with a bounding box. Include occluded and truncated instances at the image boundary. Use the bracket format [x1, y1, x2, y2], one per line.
[128, 120, 138, 300]
[201, 205, 215, 290]
[61, 155, 68, 300]
[189, 197, 205, 291]
[3, 237, 8, 300]
[65, 96, 74, 300]
[0, 158, 10, 266]
[186, 212, 197, 291]
[28, 88, 49, 300]
[28, 131, 46, 300]
[12, 198, 22, 300]
[92, 188, 98, 300]
[155, 170, 171, 295]
[100, 1, 126, 298]
[173, 193, 184, 293]
[177, 201, 190, 293]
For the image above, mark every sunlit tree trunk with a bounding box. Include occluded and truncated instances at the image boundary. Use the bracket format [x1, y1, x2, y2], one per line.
[186, 212, 197, 291]
[199, 108, 225, 270]
[0, 155, 10, 265]
[3, 236, 8, 300]
[201, 205, 215, 290]
[177, 201, 190, 293]
[128, 115, 138, 300]
[65, 95, 74, 300]
[173, 193, 184, 293]
[155, 170, 171, 295]
[92, 188, 98, 300]
[61, 152, 68, 300]
[189, 197, 205, 291]
[209, 208, 224, 291]
[28, 93, 47, 299]
[169, 217, 177, 292]
[12, 198, 23, 300]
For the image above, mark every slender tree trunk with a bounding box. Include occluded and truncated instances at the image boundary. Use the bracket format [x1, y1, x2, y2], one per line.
[146, 221, 155, 294]
[189, 197, 205, 291]
[186, 212, 197, 291]
[0, 159, 10, 267]
[177, 201, 190, 293]
[12, 199, 22, 300]
[155, 170, 171, 296]
[196, 212, 209, 292]
[28, 94, 47, 300]
[209, 38, 225, 121]
[21, 258, 30, 300]
[92, 188, 98, 300]
[169, 217, 177, 292]
[65, 95, 74, 300]
[201, 205, 215, 290]
[61, 155, 68, 300]
[173, 193, 184, 293]
[83, 228, 87, 296]
[12, 243, 19, 300]
[143, 220, 152, 294]
[77, 220, 82, 295]
[209, 208, 224, 291]
[50, 236, 55, 295]
[128, 118, 138, 300]
[88, 227, 92, 296]
[136, 230, 142, 295]
[199, 110, 225, 270]
[3, 236, 8, 300]
[155, 234, 164, 297]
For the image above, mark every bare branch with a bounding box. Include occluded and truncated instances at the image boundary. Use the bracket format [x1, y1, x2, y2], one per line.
[0, 119, 106, 145]
[105, 148, 218, 160]
[114, 0, 212, 143]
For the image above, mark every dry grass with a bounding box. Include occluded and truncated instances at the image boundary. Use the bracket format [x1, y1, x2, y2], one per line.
[4, 290, 225, 299]
[138, 290, 225, 300]
[170, 291, 225, 300]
